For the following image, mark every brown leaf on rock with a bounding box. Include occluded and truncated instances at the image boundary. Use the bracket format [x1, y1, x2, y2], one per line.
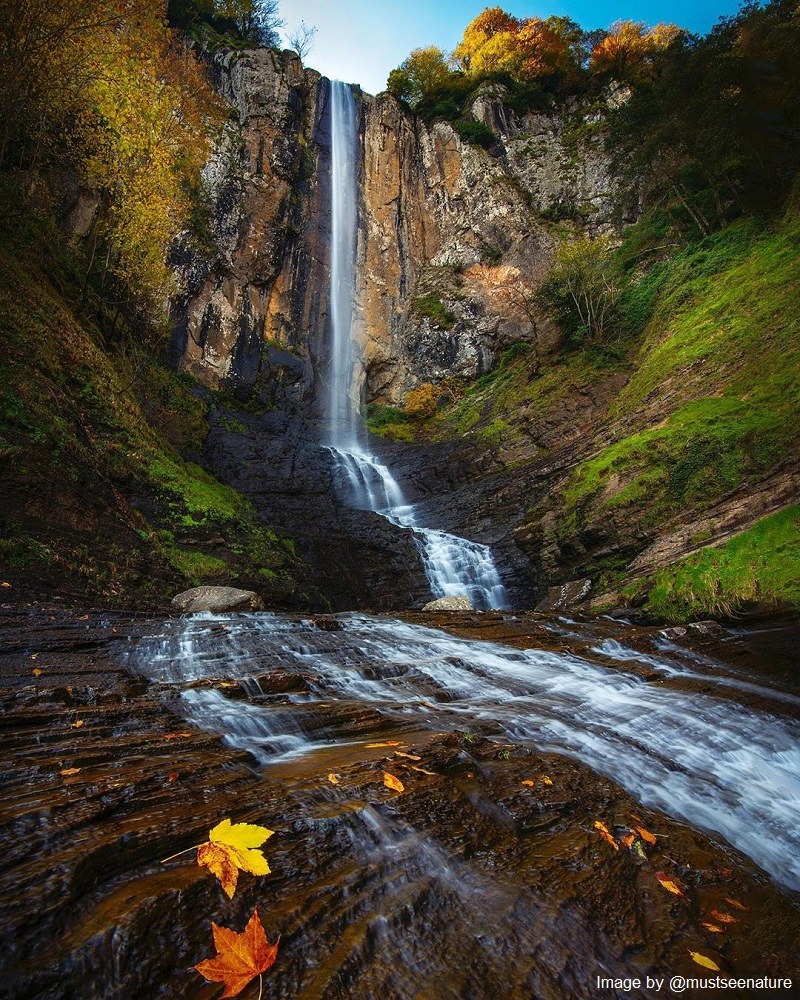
[709, 909, 738, 924]
[60, 767, 81, 776]
[655, 871, 684, 896]
[521, 779, 536, 787]
[32, 668, 43, 677]
[327, 773, 340, 785]
[383, 772, 404, 792]
[636, 826, 657, 846]
[410, 765, 436, 776]
[621, 833, 636, 849]
[71, 720, 84, 728]
[163, 731, 193, 740]
[724, 897, 748, 911]
[594, 820, 619, 850]
[701, 922, 724, 933]
[194, 909, 278, 998]
[689, 951, 720, 971]
[367, 741, 403, 748]
[393, 751, 421, 760]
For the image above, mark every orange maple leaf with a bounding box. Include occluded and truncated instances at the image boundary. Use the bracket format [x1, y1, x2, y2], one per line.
[655, 871, 684, 896]
[194, 910, 278, 998]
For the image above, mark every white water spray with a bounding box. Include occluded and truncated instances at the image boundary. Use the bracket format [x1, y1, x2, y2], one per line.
[325, 80, 508, 610]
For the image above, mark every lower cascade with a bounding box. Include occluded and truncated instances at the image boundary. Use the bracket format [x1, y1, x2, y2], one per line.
[325, 80, 508, 610]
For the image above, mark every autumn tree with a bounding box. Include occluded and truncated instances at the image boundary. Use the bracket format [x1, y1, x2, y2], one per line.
[452, 7, 576, 81]
[590, 20, 682, 82]
[387, 47, 453, 106]
[404, 382, 439, 419]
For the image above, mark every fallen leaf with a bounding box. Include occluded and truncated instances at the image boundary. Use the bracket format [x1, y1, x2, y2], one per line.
[79, 614, 89, 621]
[709, 909, 738, 924]
[724, 897, 748, 911]
[31, 654, 38, 660]
[1, 581, 11, 588]
[393, 751, 421, 760]
[622, 833, 636, 849]
[163, 731, 194, 740]
[633, 841, 648, 860]
[689, 951, 720, 971]
[636, 826, 657, 846]
[521, 779, 536, 787]
[718, 867, 732, 878]
[194, 909, 278, 998]
[701, 922, 724, 933]
[594, 821, 618, 850]
[541, 776, 554, 786]
[168, 772, 179, 783]
[197, 818, 274, 899]
[410, 765, 436, 776]
[655, 872, 684, 896]
[60, 767, 81, 776]
[32, 668, 43, 677]
[327, 773, 340, 785]
[383, 772, 404, 793]
[71, 720, 84, 729]
[367, 741, 403, 748]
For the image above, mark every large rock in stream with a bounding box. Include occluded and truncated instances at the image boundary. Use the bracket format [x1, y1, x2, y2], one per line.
[171, 585, 265, 613]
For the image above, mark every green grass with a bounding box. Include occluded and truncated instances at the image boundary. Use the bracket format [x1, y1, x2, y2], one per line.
[413, 292, 455, 329]
[637, 506, 800, 620]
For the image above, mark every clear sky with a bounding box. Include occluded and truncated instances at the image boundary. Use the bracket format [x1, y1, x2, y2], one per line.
[277, 0, 744, 95]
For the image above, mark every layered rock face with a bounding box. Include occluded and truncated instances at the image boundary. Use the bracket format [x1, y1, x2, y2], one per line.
[171, 52, 635, 407]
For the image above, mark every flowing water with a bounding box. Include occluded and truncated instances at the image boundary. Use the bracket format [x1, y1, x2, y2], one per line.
[324, 80, 508, 610]
[134, 611, 800, 891]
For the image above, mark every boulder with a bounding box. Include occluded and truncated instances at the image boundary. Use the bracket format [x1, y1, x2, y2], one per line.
[422, 596, 474, 611]
[171, 586, 265, 614]
[535, 578, 592, 613]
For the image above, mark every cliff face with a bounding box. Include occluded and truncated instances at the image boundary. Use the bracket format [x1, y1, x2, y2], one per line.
[171, 52, 634, 408]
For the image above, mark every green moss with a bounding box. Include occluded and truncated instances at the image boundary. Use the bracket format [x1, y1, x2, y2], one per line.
[166, 548, 229, 584]
[638, 506, 800, 620]
[413, 292, 455, 329]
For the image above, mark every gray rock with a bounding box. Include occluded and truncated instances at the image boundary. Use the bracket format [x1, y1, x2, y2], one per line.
[422, 596, 474, 611]
[535, 578, 592, 612]
[171, 586, 265, 614]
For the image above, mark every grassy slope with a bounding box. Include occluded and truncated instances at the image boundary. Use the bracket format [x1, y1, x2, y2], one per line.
[377, 215, 800, 621]
[0, 216, 309, 607]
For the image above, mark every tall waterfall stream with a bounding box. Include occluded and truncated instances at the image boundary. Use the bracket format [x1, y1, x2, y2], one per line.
[325, 81, 508, 611]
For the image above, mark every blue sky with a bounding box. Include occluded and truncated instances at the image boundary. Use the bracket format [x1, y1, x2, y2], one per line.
[278, 0, 744, 95]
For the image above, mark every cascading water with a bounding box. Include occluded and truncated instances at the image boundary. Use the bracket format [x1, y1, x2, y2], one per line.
[324, 80, 508, 610]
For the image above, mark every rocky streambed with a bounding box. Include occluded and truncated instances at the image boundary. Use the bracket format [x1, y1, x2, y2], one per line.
[1, 602, 798, 998]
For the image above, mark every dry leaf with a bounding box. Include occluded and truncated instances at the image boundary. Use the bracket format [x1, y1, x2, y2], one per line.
[709, 909, 738, 924]
[593, 821, 619, 850]
[655, 871, 684, 896]
[367, 741, 402, 748]
[194, 909, 278, 998]
[327, 773, 340, 785]
[410, 765, 436, 776]
[689, 951, 720, 971]
[621, 833, 636, 849]
[1, 581, 11, 588]
[71, 720, 84, 729]
[197, 818, 274, 899]
[32, 668, 43, 677]
[394, 751, 421, 760]
[701, 922, 724, 933]
[725, 897, 748, 911]
[541, 776, 554, 786]
[163, 731, 193, 740]
[168, 772, 179, 783]
[383, 772, 404, 793]
[521, 779, 536, 787]
[636, 826, 657, 846]
[60, 767, 81, 776]
[633, 841, 647, 860]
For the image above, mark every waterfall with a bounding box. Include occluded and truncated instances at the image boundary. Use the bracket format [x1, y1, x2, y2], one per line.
[325, 80, 508, 610]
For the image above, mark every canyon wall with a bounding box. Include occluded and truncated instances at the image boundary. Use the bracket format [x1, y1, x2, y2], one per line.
[171, 50, 636, 408]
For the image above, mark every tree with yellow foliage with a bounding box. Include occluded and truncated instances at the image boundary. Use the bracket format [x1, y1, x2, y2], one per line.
[590, 20, 682, 81]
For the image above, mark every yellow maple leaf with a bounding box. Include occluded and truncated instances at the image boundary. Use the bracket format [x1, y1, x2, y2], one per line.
[655, 871, 684, 896]
[383, 772, 404, 792]
[197, 818, 274, 899]
[689, 951, 720, 971]
[327, 773, 340, 785]
[541, 776, 554, 786]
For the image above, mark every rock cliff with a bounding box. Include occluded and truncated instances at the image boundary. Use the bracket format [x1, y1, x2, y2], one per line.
[171, 51, 635, 408]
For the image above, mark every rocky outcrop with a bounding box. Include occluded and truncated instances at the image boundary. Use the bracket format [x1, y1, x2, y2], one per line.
[422, 595, 473, 611]
[171, 585, 265, 613]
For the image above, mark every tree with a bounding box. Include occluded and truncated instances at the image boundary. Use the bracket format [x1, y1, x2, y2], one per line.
[589, 20, 682, 82]
[385, 47, 452, 107]
[539, 237, 621, 343]
[286, 20, 317, 61]
[453, 7, 575, 82]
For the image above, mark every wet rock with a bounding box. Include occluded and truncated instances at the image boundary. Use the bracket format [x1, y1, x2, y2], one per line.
[422, 596, 474, 611]
[535, 577, 592, 612]
[171, 586, 265, 613]
[309, 615, 343, 631]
